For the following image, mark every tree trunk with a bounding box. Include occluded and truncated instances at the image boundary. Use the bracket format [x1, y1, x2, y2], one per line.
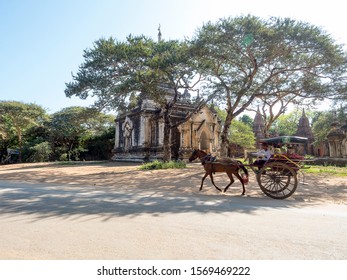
[162, 112, 171, 162]
[17, 128, 22, 163]
[220, 113, 233, 157]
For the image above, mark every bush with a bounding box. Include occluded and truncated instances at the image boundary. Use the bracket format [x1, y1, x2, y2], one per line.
[26, 141, 52, 162]
[139, 160, 186, 170]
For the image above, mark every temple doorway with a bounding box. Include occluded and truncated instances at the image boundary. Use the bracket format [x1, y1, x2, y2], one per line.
[200, 131, 210, 152]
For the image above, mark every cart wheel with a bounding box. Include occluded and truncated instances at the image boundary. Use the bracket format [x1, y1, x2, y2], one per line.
[256, 162, 297, 199]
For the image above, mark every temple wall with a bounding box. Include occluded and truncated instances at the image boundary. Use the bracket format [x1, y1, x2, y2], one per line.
[112, 104, 221, 162]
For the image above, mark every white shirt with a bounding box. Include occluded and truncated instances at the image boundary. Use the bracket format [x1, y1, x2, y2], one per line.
[257, 149, 272, 160]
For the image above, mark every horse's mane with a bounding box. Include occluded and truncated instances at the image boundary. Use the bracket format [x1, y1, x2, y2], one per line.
[195, 149, 238, 164]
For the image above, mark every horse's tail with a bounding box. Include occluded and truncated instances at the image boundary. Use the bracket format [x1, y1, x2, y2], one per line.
[237, 160, 248, 176]
[237, 160, 249, 185]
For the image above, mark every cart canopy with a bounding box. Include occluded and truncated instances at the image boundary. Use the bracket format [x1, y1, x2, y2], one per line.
[260, 136, 308, 145]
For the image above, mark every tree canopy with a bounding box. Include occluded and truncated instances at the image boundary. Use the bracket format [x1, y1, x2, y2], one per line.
[65, 15, 347, 158]
[0, 101, 47, 161]
[191, 15, 347, 155]
[65, 36, 207, 161]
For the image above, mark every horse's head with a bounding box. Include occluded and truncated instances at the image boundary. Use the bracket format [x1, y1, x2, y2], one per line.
[189, 149, 208, 162]
[188, 149, 198, 162]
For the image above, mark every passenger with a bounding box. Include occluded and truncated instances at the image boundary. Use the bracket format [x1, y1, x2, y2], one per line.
[254, 143, 272, 166]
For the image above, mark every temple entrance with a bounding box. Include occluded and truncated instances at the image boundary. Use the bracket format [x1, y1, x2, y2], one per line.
[171, 127, 181, 160]
[200, 131, 210, 152]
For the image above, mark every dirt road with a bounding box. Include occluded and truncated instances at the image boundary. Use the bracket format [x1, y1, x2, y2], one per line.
[0, 162, 346, 259]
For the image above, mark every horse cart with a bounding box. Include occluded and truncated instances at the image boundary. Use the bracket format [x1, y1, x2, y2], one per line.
[189, 136, 310, 199]
[248, 136, 309, 199]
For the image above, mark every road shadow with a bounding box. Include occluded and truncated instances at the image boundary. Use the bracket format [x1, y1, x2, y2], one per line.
[0, 162, 345, 222]
[0, 178, 303, 222]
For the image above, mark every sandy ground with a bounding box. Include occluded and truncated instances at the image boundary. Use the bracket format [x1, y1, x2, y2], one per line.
[0, 161, 346, 260]
[0, 161, 346, 204]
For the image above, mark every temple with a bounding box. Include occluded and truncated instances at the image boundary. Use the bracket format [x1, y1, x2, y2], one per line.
[112, 90, 221, 162]
[252, 106, 265, 149]
[295, 109, 315, 155]
[326, 118, 347, 158]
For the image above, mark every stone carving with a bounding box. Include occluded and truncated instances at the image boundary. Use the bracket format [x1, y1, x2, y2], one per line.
[122, 116, 133, 152]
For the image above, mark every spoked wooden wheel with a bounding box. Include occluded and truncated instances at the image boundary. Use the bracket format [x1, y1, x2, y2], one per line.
[256, 162, 297, 199]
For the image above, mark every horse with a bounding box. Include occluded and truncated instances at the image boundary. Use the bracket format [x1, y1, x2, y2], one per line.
[189, 149, 248, 195]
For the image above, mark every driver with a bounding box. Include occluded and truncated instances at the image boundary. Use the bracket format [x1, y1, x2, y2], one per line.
[254, 143, 272, 166]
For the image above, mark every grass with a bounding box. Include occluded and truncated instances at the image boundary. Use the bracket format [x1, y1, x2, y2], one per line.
[139, 160, 187, 170]
[233, 157, 347, 177]
[304, 164, 347, 177]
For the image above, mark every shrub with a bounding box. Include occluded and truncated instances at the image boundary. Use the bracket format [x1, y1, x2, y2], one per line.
[139, 160, 186, 170]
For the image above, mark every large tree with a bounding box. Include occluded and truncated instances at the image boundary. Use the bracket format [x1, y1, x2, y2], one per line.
[191, 15, 347, 155]
[0, 101, 47, 162]
[65, 36, 206, 161]
[48, 106, 113, 161]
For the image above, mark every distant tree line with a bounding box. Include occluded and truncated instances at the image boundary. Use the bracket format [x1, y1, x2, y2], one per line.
[1, 100, 345, 164]
[217, 105, 346, 152]
[0, 101, 115, 163]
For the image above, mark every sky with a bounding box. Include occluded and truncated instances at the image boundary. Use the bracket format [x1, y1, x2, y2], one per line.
[0, 0, 346, 114]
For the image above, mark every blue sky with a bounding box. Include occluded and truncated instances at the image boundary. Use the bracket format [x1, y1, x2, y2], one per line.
[1, 0, 346, 113]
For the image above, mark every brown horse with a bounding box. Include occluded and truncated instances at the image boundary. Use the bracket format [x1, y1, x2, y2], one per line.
[189, 149, 248, 195]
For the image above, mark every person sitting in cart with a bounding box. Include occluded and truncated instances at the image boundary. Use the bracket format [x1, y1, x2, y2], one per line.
[286, 145, 305, 160]
[254, 143, 273, 167]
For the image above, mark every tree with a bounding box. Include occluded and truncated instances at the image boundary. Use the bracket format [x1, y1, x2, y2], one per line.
[0, 114, 16, 162]
[229, 119, 255, 149]
[0, 101, 47, 162]
[269, 109, 302, 136]
[311, 108, 345, 145]
[65, 36, 206, 161]
[214, 106, 255, 150]
[21, 124, 51, 162]
[48, 107, 114, 161]
[191, 15, 347, 156]
[239, 114, 253, 127]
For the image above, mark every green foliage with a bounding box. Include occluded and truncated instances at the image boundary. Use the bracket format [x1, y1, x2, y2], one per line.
[81, 126, 115, 160]
[305, 164, 347, 177]
[212, 106, 226, 123]
[239, 114, 253, 127]
[213, 106, 254, 149]
[270, 110, 300, 136]
[191, 15, 347, 155]
[311, 108, 345, 145]
[48, 106, 114, 161]
[311, 111, 334, 145]
[65, 34, 208, 161]
[0, 101, 48, 161]
[65, 36, 198, 111]
[26, 142, 52, 162]
[139, 160, 186, 170]
[229, 120, 255, 149]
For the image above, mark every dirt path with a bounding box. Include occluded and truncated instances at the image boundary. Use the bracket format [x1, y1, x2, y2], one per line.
[0, 162, 346, 260]
[0, 161, 346, 204]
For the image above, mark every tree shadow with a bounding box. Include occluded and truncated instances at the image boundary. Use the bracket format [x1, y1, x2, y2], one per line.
[0, 178, 302, 223]
[1, 163, 345, 222]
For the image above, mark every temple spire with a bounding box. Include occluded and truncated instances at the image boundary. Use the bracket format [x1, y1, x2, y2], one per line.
[253, 105, 265, 148]
[158, 24, 162, 42]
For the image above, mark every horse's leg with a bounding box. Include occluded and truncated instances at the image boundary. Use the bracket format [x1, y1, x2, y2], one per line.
[204, 163, 222, 192]
[233, 168, 246, 195]
[223, 180, 233, 193]
[223, 170, 235, 193]
[209, 173, 222, 192]
[200, 172, 208, 191]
